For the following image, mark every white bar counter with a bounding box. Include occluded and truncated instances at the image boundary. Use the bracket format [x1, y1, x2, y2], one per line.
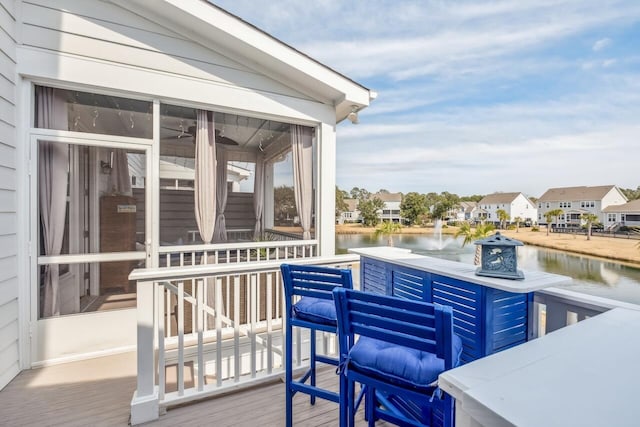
[439, 307, 640, 427]
[350, 246, 571, 293]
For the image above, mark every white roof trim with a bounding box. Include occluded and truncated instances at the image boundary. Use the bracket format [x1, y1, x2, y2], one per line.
[108, 0, 375, 122]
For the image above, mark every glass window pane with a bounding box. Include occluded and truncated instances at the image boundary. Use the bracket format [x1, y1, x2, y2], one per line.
[272, 135, 316, 239]
[38, 141, 146, 256]
[159, 103, 298, 243]
[39, 260, 141, 318]
[228, 161, 254, 192]
[34, 85, 153, 139]
[160, 104, 197, 245]
[37, 139, 146, 319]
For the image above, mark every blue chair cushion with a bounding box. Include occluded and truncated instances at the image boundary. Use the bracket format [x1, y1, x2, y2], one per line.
[292, 297, 337, 326]
[348, 334, 463, 391]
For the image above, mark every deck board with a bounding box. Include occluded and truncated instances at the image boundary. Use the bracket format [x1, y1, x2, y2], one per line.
[0, 352, 390, 426]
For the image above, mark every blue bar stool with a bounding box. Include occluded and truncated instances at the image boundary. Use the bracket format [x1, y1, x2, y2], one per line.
[280, 263, 353, 427]
[333, 288, 463, 427]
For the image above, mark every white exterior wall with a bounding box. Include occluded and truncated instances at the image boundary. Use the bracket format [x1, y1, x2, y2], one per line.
[537, 201, 573, 225]
[511, 194, 537, 223]
[483, 203, 506, 223]
[604, 210, 640, 227]
[340, 210, 360, 223]
[538, 201, 589, 226]
[378, 201, 401, 222]
[15, 0, 341, 365]
[600, 188, 627, 227]
[479, 195, 535, 224]
[0, 0, 19, 389]
[452, 208, 466, 222]
[601, 188, 628, 220]
[539, 188, 626, 226]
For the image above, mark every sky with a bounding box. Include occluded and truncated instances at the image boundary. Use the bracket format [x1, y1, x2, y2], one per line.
[212, 0, 640, 198]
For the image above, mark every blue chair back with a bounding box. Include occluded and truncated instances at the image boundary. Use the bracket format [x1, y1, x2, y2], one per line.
[333, 288, 456, 370]
[281, 264, 353, 318]
[333, 288, 458, 426]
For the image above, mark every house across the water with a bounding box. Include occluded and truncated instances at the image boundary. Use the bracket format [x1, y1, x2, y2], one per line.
[603, 199, 640, 229]
[475, 192, 537, 226]
[537, 185, 627, 228]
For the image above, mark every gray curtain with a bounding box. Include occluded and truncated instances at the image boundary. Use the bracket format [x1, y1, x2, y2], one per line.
[194, 110, 216, 244]
[37, 87, 69, 317]
[253, 154, 265, 239]
[213, 149, 228, 242]
[108, 149, 132, 195]
[291, 125, 313, 240]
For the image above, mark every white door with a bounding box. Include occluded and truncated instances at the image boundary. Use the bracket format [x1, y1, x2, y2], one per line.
[30, 133, 153, 365]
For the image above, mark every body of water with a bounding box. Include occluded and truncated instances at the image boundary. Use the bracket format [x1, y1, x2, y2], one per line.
[336, 233, 640, 305]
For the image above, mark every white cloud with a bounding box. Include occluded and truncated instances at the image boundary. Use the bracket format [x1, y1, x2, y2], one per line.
[293, 1, 639, 81]
[337, 125, 640, 195]
[592, 37, 612, 51]
[212, 0, 640, 195]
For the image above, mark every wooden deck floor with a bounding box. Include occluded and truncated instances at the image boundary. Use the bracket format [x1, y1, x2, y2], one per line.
[0, 352, 388, 426]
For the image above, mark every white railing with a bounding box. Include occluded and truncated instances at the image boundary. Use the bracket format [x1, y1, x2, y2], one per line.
[263, 228, 304, 241]
[157, 239, 318, 267]
[604, 222, 621, 232]
[533, 287, 640, 336]
[226, 228, 254, 241]
[129, 254, 359, 425]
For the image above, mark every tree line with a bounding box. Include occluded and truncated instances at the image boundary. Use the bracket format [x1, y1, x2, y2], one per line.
[621, 186, 640, 201]
[337, 185, 640, 227]
[336, 186, 485, 226]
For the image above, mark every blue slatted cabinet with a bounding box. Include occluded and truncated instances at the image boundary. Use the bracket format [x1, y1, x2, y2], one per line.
[357, 251, 565, 364]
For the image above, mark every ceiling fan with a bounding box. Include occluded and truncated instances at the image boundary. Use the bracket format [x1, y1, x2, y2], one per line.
[161, 123, 238, 146]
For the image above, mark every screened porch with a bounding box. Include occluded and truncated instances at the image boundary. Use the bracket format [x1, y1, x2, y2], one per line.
[35, 86, 319, 320]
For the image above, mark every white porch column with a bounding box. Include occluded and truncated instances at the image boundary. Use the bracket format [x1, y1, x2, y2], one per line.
[317, 122, 336, 256]
[130, 280, 159, 424]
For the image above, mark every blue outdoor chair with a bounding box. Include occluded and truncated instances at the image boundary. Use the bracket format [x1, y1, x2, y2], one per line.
[333, 288, 463, 427]
[280, 263, 354, 427]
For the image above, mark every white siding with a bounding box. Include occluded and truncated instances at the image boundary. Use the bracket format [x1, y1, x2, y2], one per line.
[0, 0, 18, 390]
[511, 194, 537, 223]
[602, 187, 628, 210]
[21, 0, 312, 101]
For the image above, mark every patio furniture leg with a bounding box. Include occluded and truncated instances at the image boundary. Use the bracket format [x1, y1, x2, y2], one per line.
[349, 378, 356, 427]
[310, 328, 316, 405]
[285, 319, 293, 427]
[366, 386, 375, 426]
[339, 361, 348, 427]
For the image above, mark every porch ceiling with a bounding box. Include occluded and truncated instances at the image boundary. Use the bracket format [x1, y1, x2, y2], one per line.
[160, 105, 291, 158]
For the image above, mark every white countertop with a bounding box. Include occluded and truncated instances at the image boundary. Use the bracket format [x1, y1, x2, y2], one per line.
[439, 307, 640, 427]
[350, 246, 571, 293]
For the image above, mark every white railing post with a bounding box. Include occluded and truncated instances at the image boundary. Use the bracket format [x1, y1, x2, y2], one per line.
[130, 280, 159, 425]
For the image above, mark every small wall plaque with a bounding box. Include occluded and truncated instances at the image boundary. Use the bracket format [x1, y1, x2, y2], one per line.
[117, 205, 137, 213]
[474, 232, 524, 280]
